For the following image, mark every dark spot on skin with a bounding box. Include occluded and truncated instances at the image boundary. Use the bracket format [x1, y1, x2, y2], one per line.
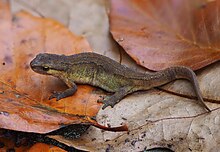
[2, 62, 5, 65]
[0, 111, 9, 116]
[114, 140, 117, 142]
[91, 138, 96, 141]
[4, 55, 13, 64]
[0, 91, 4, 94]
[105, 139, 110, 142]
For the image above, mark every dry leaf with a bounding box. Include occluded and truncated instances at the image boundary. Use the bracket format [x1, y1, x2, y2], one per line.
[110, 0, 220, 71]
[49, 90, 220, 151]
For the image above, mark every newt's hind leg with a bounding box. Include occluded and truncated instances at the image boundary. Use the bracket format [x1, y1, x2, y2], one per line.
[100, 86, 135, 110]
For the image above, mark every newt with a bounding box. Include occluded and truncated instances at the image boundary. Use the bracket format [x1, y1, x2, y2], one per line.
[30, 52, 211, 112]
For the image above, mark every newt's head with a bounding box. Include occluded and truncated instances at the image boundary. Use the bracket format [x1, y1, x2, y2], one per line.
[30, 53, 69, 76]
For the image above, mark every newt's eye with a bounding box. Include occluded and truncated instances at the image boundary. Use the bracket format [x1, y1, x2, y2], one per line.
[42, 66, 50, 71]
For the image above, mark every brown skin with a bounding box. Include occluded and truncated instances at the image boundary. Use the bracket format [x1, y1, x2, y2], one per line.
[30, 52, 211, 112]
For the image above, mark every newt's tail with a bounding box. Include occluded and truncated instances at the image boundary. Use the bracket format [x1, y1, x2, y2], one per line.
[148, 66, 211, 112]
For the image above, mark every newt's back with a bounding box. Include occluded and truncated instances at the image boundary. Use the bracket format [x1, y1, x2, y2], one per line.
[66, 52, 142, 92]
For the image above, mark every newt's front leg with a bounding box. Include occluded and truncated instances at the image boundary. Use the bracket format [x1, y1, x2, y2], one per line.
[49, 80, 77, 100]
[100, 87, 133, 110]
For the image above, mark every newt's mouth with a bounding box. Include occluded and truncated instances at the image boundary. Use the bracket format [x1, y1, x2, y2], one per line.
[30, 65, 50, 75]
[29, 56, 50, 73]
[30, 60, 50, 75]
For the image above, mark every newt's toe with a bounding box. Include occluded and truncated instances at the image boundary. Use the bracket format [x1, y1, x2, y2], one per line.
[102, 101, 116, 110]
[49, 92, 64, 101]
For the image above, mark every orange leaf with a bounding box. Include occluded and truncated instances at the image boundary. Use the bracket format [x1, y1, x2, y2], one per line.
[110, 0, 220, 71]
[0, 1, 127, 133]
[28, 143, 66, 152]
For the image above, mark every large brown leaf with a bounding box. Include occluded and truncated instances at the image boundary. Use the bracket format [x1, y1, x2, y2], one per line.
[110, 0, 220, 71]
[0, 0, 127, 134]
